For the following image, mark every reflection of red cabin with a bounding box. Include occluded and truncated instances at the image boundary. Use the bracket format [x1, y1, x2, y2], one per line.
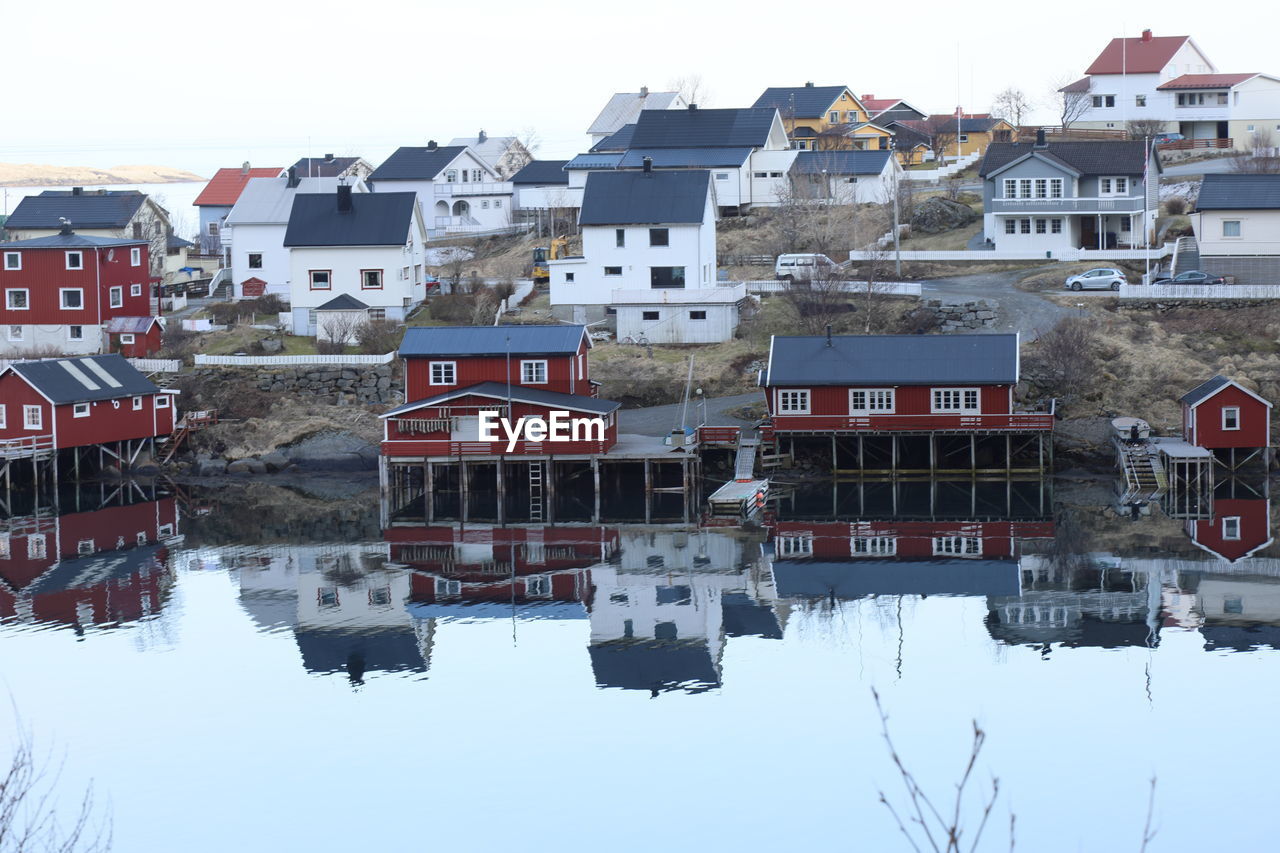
[1181, 375, 1271, 450]
[382, 325, 621, 458]
[1188, 498, 1273, 563]
[770, 519, 1056, 560]
[759, 334, 1053, 436]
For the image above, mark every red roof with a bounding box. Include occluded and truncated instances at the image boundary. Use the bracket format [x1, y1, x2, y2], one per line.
[1085, 34, 1191, 75]
[862, 97, 902, 113]
[193, 167, 282, 207]
[1157, 73, 1255, 90]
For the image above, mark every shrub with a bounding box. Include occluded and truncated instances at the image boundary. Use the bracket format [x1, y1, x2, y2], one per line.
[207, 302, 247, 325]
[316, 338, 346, 355]
[355, 320, 402, 354]
[252, 293, 286, 315]
[1164, 196, 1188, 216]
[429, 293, 477, 323]
[160, 326, 200, 359]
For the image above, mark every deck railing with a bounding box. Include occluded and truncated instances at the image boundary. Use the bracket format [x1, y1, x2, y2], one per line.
[696, 425, 743, 445]
[1158, 137, 1233, 150]
[0, 435, 55, 460]
[382, 438, 610, 457]
[763, 412, 1056, 434]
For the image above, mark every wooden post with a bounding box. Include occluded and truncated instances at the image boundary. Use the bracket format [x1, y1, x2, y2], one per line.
[970, 435, 976, 474]
[546, 459, 556, 524]
[460, 461, 469, 522]
[591, 457, 601, 522]
[1006, 434, 1012, 475]
[682, 458, 690, 523]
[929, 435, 936, 474]
[643, 459, 652, 524]
[495, 460, 505, 525]
[425, 461, 435, 522]
[831, 435, 837, 474]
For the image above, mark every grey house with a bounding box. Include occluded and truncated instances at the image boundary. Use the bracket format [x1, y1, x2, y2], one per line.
[978, 135, 1160, 253]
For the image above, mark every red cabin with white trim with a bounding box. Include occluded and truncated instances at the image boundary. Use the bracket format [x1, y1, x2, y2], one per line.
[105, 316, 163, 357]
[1180, 375, 1271, 451]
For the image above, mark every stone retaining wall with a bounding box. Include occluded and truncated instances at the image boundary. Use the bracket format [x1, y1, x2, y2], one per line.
[187, 365, 398, 404]
[927, 299, 998, 330]
[1118, 299, 1274, 312]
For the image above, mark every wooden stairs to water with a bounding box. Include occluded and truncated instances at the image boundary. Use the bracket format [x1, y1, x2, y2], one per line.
[1117, 439, 1167, 503]
[160, 410, 220, 464]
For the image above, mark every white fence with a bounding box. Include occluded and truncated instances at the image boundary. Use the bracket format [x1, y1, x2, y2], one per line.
[848, 244, 1175, 263]
[732, 280, 922, 296]
[128, 358, 182, 373]
[900, 151, 983, 183]
[194, 352, 396, 367]
[1119, 284, 1280, 300]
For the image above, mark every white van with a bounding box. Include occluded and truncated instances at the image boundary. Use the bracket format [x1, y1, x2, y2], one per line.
[775, 253, 841, 281]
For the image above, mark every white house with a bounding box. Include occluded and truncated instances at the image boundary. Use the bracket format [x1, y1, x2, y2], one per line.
[586, 87, 687, 146]
[612, 285, 746, 344]
[283, 186, 428, 337]
[446, 131, 534, 179]
[368, 142, 513, 236]
[790, 150, 902, 204]
[223, 170, 367, 301]
[1191, 173, 1280, 284]
[509, 160, 582, 220]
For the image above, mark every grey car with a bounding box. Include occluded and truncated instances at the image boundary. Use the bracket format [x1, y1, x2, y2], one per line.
[1065, 268, 1127, 291]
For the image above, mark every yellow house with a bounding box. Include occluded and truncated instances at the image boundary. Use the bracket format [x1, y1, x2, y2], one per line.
[752, 84, 893, 151]
[926, 114, 1016, 159]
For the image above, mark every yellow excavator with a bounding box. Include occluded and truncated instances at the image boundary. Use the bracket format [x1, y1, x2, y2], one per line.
[531, 236, 569, 284]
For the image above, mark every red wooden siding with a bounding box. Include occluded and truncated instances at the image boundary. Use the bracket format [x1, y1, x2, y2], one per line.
[0, 244, 151, 328]
[1183, 385, 1270, 450]
[383, 395, 616, 457]
[771, 520, 1056, 559]
[404, 352, 587, 401]
[0, 372, 51, 443]
[1190, 499, 1271, 562]
[0, 371, 175, 450]
[762, 384, 1051, 433]
[108, 324, 163, 357]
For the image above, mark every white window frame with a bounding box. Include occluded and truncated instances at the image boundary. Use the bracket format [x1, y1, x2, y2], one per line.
[436, 578, 461, 597]
[3, 251, 20, 270]
[1100, 176, 1128, 196]
[933, 536, 982, 556]
[1002, 179, 1016, 198]
[603, 266, 622, 276]
[120, 333, 136, 345]
[1004, 219, 1017, 235]
[776, 534, 814, 557]
[132, 396, 143, 411]
[1223, 516, 1242, 541]
[0, 404, 6, 429]
[849, 388, 895, 414]
[1034, 178, 1047, 199]
[851, 536, 897, 556]
[27, 534, 47, 559]
[77, 539, 95, 555]
[1051, 218, 1063, 234]
[931, 388, 980, 413]
[68, 325, 84, 341]
[778, 389, 810, 414]
[130, 247, 142, 266]
[6, 289, 30, 310]
[1222, 220, 1242, 238]
[23, 405, 43, 430]
[156, 395, 170, 409]
[130, 283, 142, 296]
[521, 359, 548, 384]
[109, 286, 123, 308]
[1018, 179, 1032, 199]
[73, 402, 90, 418]
[1050, 178, 1064, 199]
[1222, 406, 1241, 431]
[59, 288, 84, 309]
[7, 325, 23, 342]
[429, 361, 456, 385]
[65, 250, 83, 270]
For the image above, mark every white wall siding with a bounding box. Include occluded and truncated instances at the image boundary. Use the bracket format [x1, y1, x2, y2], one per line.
[288, 243, 425, 336]
[615, 300, 739, 343]
[0, 325, 102, 357]
[1194, 209, 1280, 256]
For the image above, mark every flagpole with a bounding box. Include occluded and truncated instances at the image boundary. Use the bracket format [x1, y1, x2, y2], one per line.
[1144, 135, 1152, 284]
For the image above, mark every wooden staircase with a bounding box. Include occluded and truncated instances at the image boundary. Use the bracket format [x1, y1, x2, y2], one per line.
[1117, 439, 1167, 503]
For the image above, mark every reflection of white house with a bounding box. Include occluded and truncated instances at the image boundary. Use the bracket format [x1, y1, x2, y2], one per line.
[368, 143, 513, 236]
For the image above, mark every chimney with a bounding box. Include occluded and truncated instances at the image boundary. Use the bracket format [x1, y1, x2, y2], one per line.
[478, 129, 487, 144]
[324, 153, 335, 161]
[427, 139, 437, 151]
[1035, 129, 1048, 148]
[825, 324, 832, 347]
[241, 160, 251, 175]
[58, 217, 73, 235]
[688, 103, 698, 111]
[805, 81, 814, 88]
[71, 186, 83, 196]
[337, 182, 353, 213]
[1141, 28, 1152, 42]
[642, 156, 653, 174]
[286, 166, 299, 188]
[640, 86, 649, 97]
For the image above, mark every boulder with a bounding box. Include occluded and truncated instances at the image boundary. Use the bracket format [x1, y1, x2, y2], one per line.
[196, 458, 227, 476]
[282, 431, 380, 471]
[260, 338, 284, 354]
[260, 450, 291, 472]
[910, 197, 978, 235]
[227, 458, 267, 475]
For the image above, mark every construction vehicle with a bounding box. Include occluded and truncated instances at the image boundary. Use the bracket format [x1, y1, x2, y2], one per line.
[531, 236, 569, 284]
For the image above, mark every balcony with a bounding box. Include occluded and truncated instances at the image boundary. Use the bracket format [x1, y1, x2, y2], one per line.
[762, 411, 1056, 435]
[988, 196, 1146, 214]
[435, 181, 513, 197]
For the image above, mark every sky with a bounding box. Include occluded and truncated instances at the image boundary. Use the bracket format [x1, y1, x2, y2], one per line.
[1, 0, 1273, 178]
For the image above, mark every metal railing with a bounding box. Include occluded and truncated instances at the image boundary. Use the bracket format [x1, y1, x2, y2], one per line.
[434, 182, 513, 197]
[988, 196, 1146, 213]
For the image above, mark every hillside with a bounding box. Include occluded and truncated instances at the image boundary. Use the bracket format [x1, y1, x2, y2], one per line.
[0, 162, 205, 186]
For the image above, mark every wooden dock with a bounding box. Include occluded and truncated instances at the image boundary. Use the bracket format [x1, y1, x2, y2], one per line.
[707, 478, 769, 516]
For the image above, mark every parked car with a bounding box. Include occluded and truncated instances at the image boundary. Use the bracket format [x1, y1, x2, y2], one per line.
[1152, 132, 1185, 147]
[1153, 270, 1227, 285]
[1065, 268, 1127, 291]
[776, 253, 841, 282]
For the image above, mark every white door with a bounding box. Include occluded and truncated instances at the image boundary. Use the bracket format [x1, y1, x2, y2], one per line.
[452, 416, 479, 441]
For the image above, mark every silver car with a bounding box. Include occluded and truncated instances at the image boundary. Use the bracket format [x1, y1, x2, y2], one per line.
[1065, 268, 1127, 291]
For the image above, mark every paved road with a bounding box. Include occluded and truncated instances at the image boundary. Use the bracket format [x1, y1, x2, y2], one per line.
[1162, 156, 1244, 177]
[922, 266, 1078, 341]
[618, 392, 762, 433]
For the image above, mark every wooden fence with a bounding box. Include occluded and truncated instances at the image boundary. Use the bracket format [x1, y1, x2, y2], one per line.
[1158, 138, 1233, 151]
[194, 352, 395, 367]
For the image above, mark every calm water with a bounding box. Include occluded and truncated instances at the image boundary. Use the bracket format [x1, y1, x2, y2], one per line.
[1, 477, 1277, 851]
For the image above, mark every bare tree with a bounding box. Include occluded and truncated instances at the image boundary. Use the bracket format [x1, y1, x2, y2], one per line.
[913, 116, 958, 165]
[0, 730, 111, 852]
[1053, 75, 1092, 130]
[1126, 119, 1168, 141]
[779, 266, 854, 336]
[318, 313, 359, 353]
[992, 87, 1031, 130]
[667, 73, 710, 106]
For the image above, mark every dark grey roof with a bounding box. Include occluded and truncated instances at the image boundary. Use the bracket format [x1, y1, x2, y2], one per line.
[283, 192, 416, 247]
[382, 381, 620, 418]
[763, 334, 1019, 386]
[368, 146, 467, 181]
[589, 639, 719, 693]
[291, 156, 362, 178]
[564, 153, 623, 171]
[1180, 374, 1232, 406]
[752, 86, 850, 118]
[26, 544, 165, 595]
[1195, 174, 1280, 210]
[885, 121, 931, 150]
[509, 160, 570, 185]
[166, 233, 195, 250]
[590, 124, 638, 152]
[629, 108, 778, 149]
[9, 354, 160, 404]
[316, 294, 369, 311]
[4, 191, 146, 230]
[980, 141, 1153, 178]
[0, 233, 146, 249]
[295, 628, 427, 676]
[793, 150, 894, 175]
[721, 592, 783, 639]
[579, 170, 710, 226]
[105, 316, 160, 334]
[618, 148, 752, 169]
[400, 324, 587, 357]
[933, 117, 1006, 133]
[1201, 623, 1280, 652]
[772, 559, 1021, 598]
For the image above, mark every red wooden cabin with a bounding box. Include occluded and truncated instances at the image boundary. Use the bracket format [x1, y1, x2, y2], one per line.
[1180, 375, 1271, 451]
[0, 354, 177, 458]
[759, 333, 1053, 436]
[1188, 498, 1273, 563]
[0, 229, 155, 356]
[105, 316, 163, 357]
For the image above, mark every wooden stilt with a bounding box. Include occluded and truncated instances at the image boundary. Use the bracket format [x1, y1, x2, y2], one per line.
[643, 459, 652, 524]
[425, 461, 435, 522]
[460, 461, 470, 522]
[546, 459, 556, 524]
[495, 460, 505, 525]
[591, 457, 601, 522]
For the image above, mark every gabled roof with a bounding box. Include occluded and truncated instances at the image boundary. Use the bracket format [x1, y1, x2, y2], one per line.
[282, 192, 416, 247]
[618, 148, 752, 169]
[166, 234, 195, 250]
[564, 153, 623, 171]
[928, 116, 1011, 133]
[1195, 174, 1280, 210]
[509, 160, 570, 185]
[579, 170, 711, 226]
[590, 124, 638, 152]
[5, 191, 147, 230]
[399, 324, 589, 358]
[1085, 34, 1195, 75]
[979, 141, 1154, 178]
[0, 232, 146, 249]
[1157, 73, 1257, 90]
[753, 85, 856, 119]
[369, 146, 468, 181]
[105, 316, 161, 334]
[862, 97, 926, 118]
[629, 108, 778, 149]
[1180, 374, 1272, 408]
[762, 334, 1019, 386]
[6, 354, 160, 404]
[1060, 77, 1092, 93]
[290, 156, 364, 177]
[793, 150, 894, 175]
[225, 176, 354, 226]
[193, 167, 282, 207]
[382, 381, 619, 418]
[587, 90, 686, 136]
[316, 294, 369, 311]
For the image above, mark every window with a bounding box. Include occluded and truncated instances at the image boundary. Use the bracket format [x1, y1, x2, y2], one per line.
[649, 228, 669, 247]
[73, 402, 90, 418]
[715, 172, 729, 181]
[1034, 179, 1047, 199]
[494, 199, 502, 208]
[361, 269, 383, 290]
[1051, 219, 1063, 234]
[472, 170, 483, 182]
[1135, 95, 1146, 107]
[849, 389, 895, 414]
[615, 228, 625, 248]
[1223, 516, 1242, 541]
[829, 110, 839, 123]
[689, 310, 707, 320]
[60, 288, 84, 309]
[248, 253, 263, 269]
[445, 170, 457, 183]
[777, 534, 814, 557]
[521, 360, 548, 384]
[6, 289, 29, 310]
[754, 171, 769, 179]
[1248, 124, 1256, 133]
[309, 270, 331, 290]
[958, 134, 969, 143]
[27, 535, 47, 559]
[3, 252, 19, 270]
[933, 536, 982, 556]
[1223, 220, 1242, 238]
[851, 536, 896, 556]
[564, 272, 575, 283]
[769, 171, 783, 178]
[156, 396, 170, 409]
[932, 388, 980, 412]
[1020, 218, 1031, 234]
[481, 200, 489, 209]
[109, 286, 123, 308]
[0, 405, 4, 428]
[317, 587, 339, 608]
[130, 284, 142, 296]
[207, 222, 219, 237]
[1222, 407, 1241, 430]
[7, 325, 22, 341]
[1091, 94, 1116, 108]
[1050, 178, 1064, 198]
[650, 266, 685, 289]
[368, 308, 386, 322]
[1035, 219, 1047, 234]
[120, 333, 135, 345]
[133, 222, 143, 239]
[779, 389, 810, 413]
[68, 326, 84, 341]
[23, 405, 42, 430]
[1100, 177, 1128, 195]
[61, 250, 84, 271]
[1018, 179, 1032, 199]
[642, 310, 659, 321]
[130, 247, 141, 266]
[1002, 179, 1016, 198]
[1004, 219, 1017, 235]
[429, 361, 456, 385]
[603, 266, 622, 276]
[132, 396, 143, 410]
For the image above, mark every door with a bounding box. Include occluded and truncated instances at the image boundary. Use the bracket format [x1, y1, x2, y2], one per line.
[1079, 216, 1097, 250]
